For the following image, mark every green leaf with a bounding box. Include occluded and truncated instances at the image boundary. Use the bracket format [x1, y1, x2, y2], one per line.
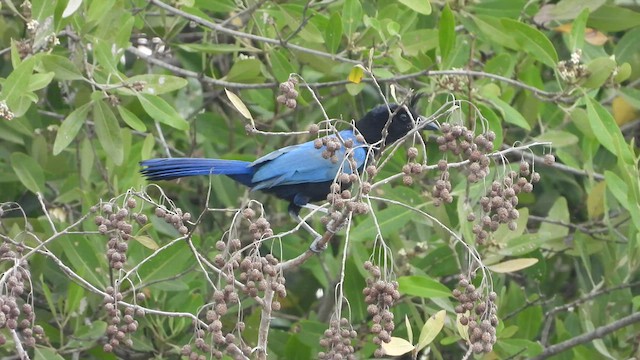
[64, 280, 85, 315]
[588, 4, 640, 32]
[585, 95, 633, 163]
[10, 152, 45, 193]
[93, 98, 124, 165]
[53, 102, 91, 155]
[0, 56, 36, 110]
[483, 95, 531, 130]
[398, 0, 431, 15]
[39, 54, 84, 80]
[351, 206, 412, 242]
[132, 235, 159, 250]
[28, 72, 54, 91]
[469, 15, 518, 49]
[416, 310, 446, 351]
[117, 105, 146, 132]
[397, 275, 451, 298]
[270, 49, 297, 83]
[614, 27, 640, 64]
[325, 13, 343, 53]
[118, 74, 188, 96]
[224, 58, 263, 83]
[342, 0, 363, 39]
[501, 18, 558, 68]
[137, 93, 189, 131]
[570, 8, 590, 51]
[534, 130, 579, 148]
[583, 57, 617, 89]
[177, 43, 260, 54]
[439, 4, 455, 61]
[34, 348, 65, 360]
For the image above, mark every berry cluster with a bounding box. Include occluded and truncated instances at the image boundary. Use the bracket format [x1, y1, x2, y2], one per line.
[362, 261, 400, 358]
[314, 136, 342, 164]
[432, 160, 454, 205]
[276, 76, 299, 109]
[95, 199, 147, 270]
[102, 286, 144, 352]
[401, 146, 424, 185]
[452, 275, 498, 355]
[469, 161, 541, 245]
[435, 69, 469, 92]
[154, 205, 191, 235]
[318, 318, 358, 360]
[557, 50, 588, 85]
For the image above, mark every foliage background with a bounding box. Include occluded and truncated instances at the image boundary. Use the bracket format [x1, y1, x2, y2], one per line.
[0, 0, 639, 359]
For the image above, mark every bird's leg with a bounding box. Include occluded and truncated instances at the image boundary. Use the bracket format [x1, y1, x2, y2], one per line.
[289, 209, 325, 253]
[301, 203, 329, 214]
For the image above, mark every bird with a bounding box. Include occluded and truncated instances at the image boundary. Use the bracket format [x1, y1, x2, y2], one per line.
[140, 103, 438, 250]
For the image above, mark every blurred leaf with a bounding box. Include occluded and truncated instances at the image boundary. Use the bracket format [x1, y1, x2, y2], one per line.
[488, 258, 539, 273]
[501, 18, 558, 67]
[585, 96, 633, 163]
[571, 8, 589, 49]
[270, 50, 297, 83]
[470, 15, 518, 49]
[612, 96, 637, 126]
[497, 338, 543, 356]
[93, 98, 124, 165]
[53, 103, 91, 155]
[351, 205, 413, 242]
[34, 348, 65, 360]
[588, 5, 640, 32]
[587, 180, 606, 219]
[119, 74, 188, 96]
[325, 13, 343, 53]
[534, 130, 578, 147]
[177, 43, 260, 54]
[405, 315, 413, 344]
[416, 310, 446, 351]
[615, 27, 640, 64]
[225, 88, 253, 120]
[347, 65, 365, 84]
[132, 235, 160, 250]
[397, 275, 451, 298]
[137, 93, 189, 131]
[398, 0, 431, 15]
[10, 152, 45, 193]
[381, 337, 414, 356]
[39, 54, 84, 80]
[62, 0, 83, 18]
[64, 280, 85, 315]
[439, 4, 455, 61]
[456, 313, 469, 341]
[224, 58, 263, 83]
[342, 0, 363, 39]
[539, 196, 570, 239]
[583, 57, 616, 88]
[28, 72, 54, 91]
[67, 321, 107, 348]
[0, 55, 35, 111]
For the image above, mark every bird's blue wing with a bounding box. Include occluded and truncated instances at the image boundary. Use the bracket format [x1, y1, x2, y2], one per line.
[251, 130, 367, 190]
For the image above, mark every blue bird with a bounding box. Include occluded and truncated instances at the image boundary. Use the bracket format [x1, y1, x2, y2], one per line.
[140, 103, 438, 249]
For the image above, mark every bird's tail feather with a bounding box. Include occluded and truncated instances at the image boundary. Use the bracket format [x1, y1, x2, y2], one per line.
[140, 158, 253, 184]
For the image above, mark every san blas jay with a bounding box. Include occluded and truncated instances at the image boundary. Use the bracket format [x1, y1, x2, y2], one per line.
[140, 101, 439, 251]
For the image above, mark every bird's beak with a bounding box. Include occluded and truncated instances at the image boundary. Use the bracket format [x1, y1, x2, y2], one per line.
[418, 115, 439, 131]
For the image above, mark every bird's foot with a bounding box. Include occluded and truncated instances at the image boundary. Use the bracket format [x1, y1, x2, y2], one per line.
[309, 235, 326, 253]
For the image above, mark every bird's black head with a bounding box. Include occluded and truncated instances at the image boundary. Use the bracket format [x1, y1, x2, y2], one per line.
[355, 103, 438, 146]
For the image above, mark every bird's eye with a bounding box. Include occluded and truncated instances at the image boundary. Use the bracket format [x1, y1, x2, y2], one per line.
[399, 113, 408, 122]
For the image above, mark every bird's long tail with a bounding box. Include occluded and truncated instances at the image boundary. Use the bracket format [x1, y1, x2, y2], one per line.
[140, 158, 254, 185]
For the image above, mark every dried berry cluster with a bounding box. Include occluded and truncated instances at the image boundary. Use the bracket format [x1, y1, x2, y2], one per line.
[314, 136, 343, 164]
[436, 124, 495, 183]
[453, 275, 498, 354]
[95, 199, 149, 270]
[432, 161, 454, 205]
[154, 205, 191, 235]
[318, 318, 358, 360]
[276, 76, 299, 109]
[0, 242, 45, 347]
[0, 294, 44, 347]
[102, 286, 145, 352]
[181, 286, 250, 360]
[0, 101, 14, 121]
[469, 160, 541, 245]
[401, 146, 424, 185]
[363, 261, 400, 358]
